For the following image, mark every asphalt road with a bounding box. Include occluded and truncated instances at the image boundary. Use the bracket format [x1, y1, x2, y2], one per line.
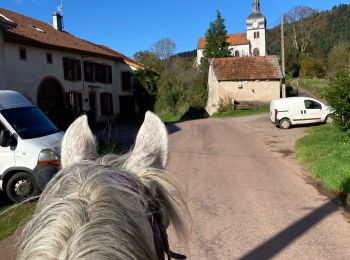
[1, 114, 349, 259]
[167, 114, 350, 259]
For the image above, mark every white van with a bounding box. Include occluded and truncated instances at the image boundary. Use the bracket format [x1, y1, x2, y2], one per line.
[0, 90, 63, 202]
[270, 97, 334, 129]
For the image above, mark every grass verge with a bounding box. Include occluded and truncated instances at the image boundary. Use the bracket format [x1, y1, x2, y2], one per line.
[211, 108, 269, 118]
[0, 202, 36, 240]
[296, 124, 350, 198]
[289, 78, 330, 99]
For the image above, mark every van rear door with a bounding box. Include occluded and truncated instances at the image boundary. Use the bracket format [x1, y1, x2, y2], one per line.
[0, 119, 15, 179]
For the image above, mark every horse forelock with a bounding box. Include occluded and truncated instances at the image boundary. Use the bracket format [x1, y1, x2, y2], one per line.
[18, 153, 189, 260]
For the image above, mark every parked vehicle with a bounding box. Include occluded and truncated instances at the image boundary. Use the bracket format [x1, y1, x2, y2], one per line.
[270, 97, 334, 129]
[0, 90, 63, 202]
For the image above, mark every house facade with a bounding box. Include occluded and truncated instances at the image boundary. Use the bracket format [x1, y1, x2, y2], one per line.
[206, 56, 284, 115]
[196, 0, 266, 65]
[0, 8, 145, 122]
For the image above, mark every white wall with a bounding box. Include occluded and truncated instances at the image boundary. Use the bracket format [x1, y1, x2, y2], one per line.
[196, 49, 204, 65]
[228, 44, 251, 57]
[246, 28, 266, 56]
[0, 30, 5, 89]
[3, 42, 134, 119]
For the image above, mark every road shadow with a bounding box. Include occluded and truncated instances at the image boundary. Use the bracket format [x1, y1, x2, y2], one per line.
[239, 201, 337, 260]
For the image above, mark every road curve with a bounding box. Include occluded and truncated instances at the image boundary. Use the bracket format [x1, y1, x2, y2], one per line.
[167, 114, 350, 260]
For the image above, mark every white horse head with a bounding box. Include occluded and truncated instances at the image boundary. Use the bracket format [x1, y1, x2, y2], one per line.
[19, 111, 189, 260]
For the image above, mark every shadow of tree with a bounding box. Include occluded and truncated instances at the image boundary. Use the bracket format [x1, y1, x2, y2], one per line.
[239, 201, 337, 259]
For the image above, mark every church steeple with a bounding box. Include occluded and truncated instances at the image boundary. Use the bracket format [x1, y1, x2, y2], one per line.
[252, 0, 261, 14]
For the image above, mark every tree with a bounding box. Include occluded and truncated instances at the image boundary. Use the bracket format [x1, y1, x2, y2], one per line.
[325, 71, 350, 131]
[133, 50, 162, 72]
[284, 6, 317, 55]
[327, 41, 350, 78]
[151, 38, 176, 70]
[203, 10, 231, 59]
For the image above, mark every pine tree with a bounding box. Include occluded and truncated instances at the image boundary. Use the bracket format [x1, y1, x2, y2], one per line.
[203, 11, 231, 59]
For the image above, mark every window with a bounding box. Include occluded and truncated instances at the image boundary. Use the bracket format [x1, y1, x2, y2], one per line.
[254, 32, 260, 39]
[1, 107, 59, 139]
[47, 53, 53, 64]
[253, 48, 260, 56]
[95, 64, 107, 83]
[65, 92, 82, 112]
[84, 62, 94, 82]
[234, 50, 240, 57]
[100, 93, 113, 116]
[19, 48, 26, 60]
[83, 62, 112, 83]
[121, 71, 132, 91]
[63, 58, 82, 81]
[304, 100, 322, 110]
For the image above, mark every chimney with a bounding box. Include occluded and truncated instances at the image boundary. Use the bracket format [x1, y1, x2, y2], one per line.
[52, 12, 63, 31]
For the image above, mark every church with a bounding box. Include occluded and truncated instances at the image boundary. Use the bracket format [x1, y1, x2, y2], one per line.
[200, 0, 284, 115]
[196, 0, 267, 65]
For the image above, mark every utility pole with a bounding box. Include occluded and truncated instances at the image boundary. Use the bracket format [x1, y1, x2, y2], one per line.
[281, 15, 286, 97]
[281, 15, 285, 77]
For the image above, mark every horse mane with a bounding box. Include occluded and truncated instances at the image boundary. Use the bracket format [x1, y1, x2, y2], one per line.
[18, 113, 189, 260]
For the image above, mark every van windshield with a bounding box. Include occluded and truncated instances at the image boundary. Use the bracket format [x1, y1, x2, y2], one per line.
[1, 106, 59, 139]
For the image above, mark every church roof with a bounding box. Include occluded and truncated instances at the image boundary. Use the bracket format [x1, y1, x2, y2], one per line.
[0, 8, 143, 67]
[197, 33, 249, 49]
[211, 56, 283, 81]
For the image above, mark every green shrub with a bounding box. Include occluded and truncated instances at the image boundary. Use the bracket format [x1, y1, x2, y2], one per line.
[155, 57, 207, 116]
[325, 71, 350, 131]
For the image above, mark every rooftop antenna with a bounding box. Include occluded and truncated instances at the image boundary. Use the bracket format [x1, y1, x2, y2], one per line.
[57, 0, 63, 15]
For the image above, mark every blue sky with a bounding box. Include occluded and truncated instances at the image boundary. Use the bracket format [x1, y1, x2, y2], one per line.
[1, 0, 348, 58]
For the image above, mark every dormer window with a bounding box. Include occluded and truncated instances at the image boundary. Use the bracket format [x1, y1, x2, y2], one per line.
[19, 48, 26, 60]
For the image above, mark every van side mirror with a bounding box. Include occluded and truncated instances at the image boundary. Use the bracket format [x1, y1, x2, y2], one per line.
[0, 130, 17, 147]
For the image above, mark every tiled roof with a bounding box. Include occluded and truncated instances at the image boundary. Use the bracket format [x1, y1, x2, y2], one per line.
[212, 56, 283, 81]
[0, 8, 143, 66]
[197, 33, 249, 49]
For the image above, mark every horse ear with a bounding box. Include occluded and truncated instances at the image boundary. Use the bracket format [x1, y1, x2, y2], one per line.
[125, 111, 168, 171]
[61, 115, 97, 168]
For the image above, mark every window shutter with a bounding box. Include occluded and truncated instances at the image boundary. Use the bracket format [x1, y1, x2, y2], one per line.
[76, 60, 82, 81]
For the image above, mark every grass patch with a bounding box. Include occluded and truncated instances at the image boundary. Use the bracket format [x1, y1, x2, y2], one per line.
[296, 123, 350, 193]
[0, 202, 36, 240]
[211, 108, 269, 118]
[158, 113, 182, 122]
[290, 78, 330, 99]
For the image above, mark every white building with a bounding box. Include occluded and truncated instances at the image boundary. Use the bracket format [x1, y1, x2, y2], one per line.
[196, 0, 267, 65]
[0, 8, 146, 123]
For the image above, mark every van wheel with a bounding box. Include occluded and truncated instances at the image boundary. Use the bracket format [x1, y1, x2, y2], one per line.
[279, 118, 291, 129]
[6, 172, 40, 203]
[325, 115, 334, 124]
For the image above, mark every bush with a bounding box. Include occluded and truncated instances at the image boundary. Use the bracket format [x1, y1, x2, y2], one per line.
[217, 96, 234, 113]
[300, 56, 326, 78]
[155, 57, 207, 116]
[325, 71, 350, 131]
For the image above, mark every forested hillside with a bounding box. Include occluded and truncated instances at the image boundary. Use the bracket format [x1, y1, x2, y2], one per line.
[267, 4, 350, 77]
